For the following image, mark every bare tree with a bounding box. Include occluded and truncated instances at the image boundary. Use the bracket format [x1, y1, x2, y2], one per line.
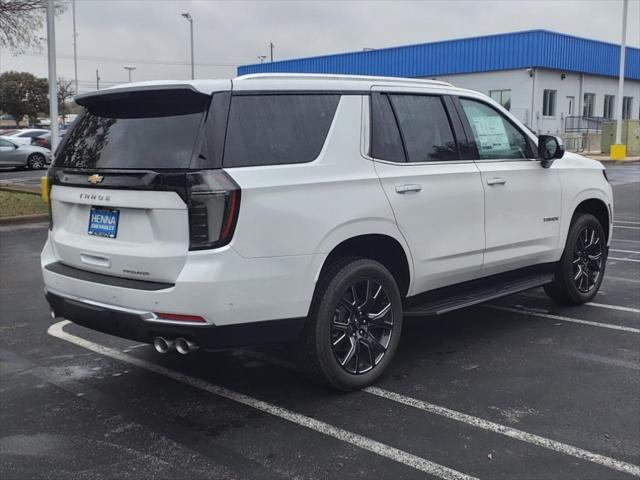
[57, 76, 75, 120]
[0, 0, 66, 54]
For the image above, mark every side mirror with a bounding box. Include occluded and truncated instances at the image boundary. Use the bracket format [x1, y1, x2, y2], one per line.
[538, 135, 564, 168]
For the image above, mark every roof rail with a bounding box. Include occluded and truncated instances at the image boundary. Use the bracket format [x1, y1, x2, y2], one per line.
[235, 73, 453, 87]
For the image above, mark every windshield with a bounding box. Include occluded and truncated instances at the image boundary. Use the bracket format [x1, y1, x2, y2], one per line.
[55, 89, 209, 170]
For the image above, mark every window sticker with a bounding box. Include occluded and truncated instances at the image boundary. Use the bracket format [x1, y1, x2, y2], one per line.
[471, 116, 510, 153]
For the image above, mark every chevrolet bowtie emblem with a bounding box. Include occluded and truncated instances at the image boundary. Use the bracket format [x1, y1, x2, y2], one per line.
[87, 174, 104, 184]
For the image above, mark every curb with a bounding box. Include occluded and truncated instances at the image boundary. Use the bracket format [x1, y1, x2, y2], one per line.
[0, 214, 49, 226]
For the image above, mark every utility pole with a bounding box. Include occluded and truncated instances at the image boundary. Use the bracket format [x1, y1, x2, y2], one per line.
[72, 0, 78, 94]
[46, 0, 59, 152]
[612, 0, 628, 160]
[181, 13, 194, 79]
[270, 41, 274, 62]
[96, 68, 100, 90]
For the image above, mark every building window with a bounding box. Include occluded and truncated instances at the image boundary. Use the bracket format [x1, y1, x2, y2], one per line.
[583, 93, 595, 117]
[567, 96, 575, 116]
[542, 90, 556, 117]
[489, 90, 511, 110]
[603, 95, 615, 120]
[622, 96, 633, 120]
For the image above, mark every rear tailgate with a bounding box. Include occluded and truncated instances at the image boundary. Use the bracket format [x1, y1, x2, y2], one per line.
[49, 181, 188, 284]
[46, 87, 211, 284]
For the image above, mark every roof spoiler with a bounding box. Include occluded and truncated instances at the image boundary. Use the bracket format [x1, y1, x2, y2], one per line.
[74, 83, 202, 107]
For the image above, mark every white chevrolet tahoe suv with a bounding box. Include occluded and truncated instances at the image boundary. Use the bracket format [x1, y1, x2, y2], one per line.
[42, 74, 613, 390]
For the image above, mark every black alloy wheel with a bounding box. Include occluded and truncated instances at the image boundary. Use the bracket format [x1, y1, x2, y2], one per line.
[301, 258, 403, 391]
[544, 213, 607, 305]
[331, 279, 394, 375]
[572, 227, 603, 293]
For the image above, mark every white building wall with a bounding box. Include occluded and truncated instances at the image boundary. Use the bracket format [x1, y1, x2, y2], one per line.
[426, 69, 640, 135]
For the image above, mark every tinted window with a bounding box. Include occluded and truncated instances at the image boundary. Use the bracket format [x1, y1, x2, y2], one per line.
[460, 98, 533, 160]
[55, 90, 209, 169]
[389, 94, 457, 162]
[0, 139, 14, 148]
[20, 131, 47, 138]
[223, 94, 340, 168]
[370, 93, 405, 162]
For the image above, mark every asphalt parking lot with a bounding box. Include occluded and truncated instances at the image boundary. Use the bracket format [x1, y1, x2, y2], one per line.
[1, 163, 639, 480]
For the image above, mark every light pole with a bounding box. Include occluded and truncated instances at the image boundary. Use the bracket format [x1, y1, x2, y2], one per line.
[123, 66, 136, 82]
[612, 0, 628, 160]
[72, 0, 78, 95]
[46, 0, 59, 152]
[181, 13, 194, 79]
[257, 55, 267, 63]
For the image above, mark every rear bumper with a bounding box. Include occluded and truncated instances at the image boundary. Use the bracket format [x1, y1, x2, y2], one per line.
[46, 289, 305, 350]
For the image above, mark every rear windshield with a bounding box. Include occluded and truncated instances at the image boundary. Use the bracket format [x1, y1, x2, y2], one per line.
[55, 90, 209, 169]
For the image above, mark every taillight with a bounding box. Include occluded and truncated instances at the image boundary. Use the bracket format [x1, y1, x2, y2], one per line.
[187, 170, 241, 250]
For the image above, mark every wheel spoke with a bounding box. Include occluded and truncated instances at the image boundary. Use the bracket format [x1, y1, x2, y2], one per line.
[574, 265, 583, 281]
[368, 302, 391, 323]
[332, 332, 347, 346]
[366, 331, 387, 354]
[341, 337, 357, 367]
[372, 284, 382, 300]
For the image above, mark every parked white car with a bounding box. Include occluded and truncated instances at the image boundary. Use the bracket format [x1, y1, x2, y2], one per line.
[1, 128, 50, 145]
[42, 74, 613, 390]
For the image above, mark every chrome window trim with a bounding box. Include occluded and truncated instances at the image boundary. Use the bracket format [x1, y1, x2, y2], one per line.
[371, 158, 476, 166]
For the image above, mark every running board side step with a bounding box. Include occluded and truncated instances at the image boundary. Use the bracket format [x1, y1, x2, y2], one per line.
[404, 273, 554, 317]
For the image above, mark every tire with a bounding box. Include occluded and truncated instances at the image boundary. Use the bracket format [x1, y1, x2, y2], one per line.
[300, 257, 403, 391]
[27, 153, 46, 170]
[544, 213, 607, 305]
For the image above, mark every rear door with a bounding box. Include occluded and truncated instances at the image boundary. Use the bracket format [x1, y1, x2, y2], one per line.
[48, 87, 218, 284]
[371, 89, 485, 294]
[455, 96, 562, 273]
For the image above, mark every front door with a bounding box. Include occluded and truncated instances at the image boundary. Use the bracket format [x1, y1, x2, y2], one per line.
[370, 90, 485, 294]
[457, 97, 562, 274]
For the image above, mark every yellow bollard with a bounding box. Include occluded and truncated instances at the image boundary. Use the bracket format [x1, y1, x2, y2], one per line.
[41, 176, 49, 203]
[610, 144, 627, 161]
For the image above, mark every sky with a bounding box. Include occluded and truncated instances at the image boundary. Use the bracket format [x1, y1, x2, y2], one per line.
[1, 0, 639, 93]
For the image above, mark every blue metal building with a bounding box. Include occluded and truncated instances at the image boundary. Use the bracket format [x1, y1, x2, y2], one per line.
[238, 30, 639, 81]
[238, 30, 640, 135]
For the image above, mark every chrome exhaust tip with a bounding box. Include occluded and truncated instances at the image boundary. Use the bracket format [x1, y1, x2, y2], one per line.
[153, 337, 174, 354]
[175, 337, 198, 355]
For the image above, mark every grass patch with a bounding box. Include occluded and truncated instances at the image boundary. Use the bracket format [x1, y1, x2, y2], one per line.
[0, 190, 48, 218]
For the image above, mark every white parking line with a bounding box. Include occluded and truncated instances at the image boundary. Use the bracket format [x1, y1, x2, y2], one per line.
[234, 350, 640, 478]
[487, 305, 640, 333]
[614, 225, 640, 230]
[586, 302, 640, 314]
[366, 387, 640, 478]
[610, 249, 640, 254]
[47, 321, 476, 480]
[615, 220, 640, 225]
[609, 257, 640, 263]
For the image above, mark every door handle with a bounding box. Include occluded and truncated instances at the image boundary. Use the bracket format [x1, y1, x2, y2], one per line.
[486, 177, 507, 186]
[395, 184, 422, 194]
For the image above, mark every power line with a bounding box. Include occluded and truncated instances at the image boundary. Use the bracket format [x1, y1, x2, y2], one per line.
[19, 52, 238, 67]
